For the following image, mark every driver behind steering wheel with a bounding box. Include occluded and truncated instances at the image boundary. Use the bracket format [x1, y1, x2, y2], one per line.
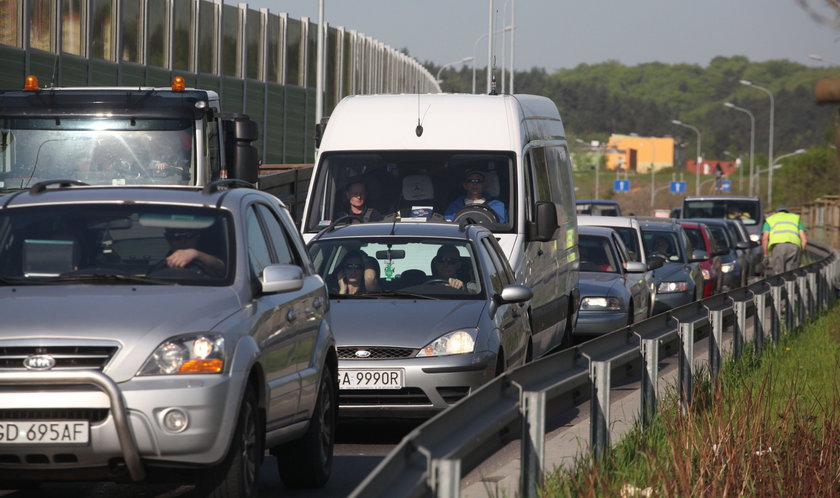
[157, 228, 225, 276]
[430, 245, 466, 290]
[443, 170, 507, 223]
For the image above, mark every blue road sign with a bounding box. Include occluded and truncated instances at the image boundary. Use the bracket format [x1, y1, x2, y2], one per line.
[721, 180, 732, 192]
[614, 179, 630, 192]
[669, 181, 686, 194]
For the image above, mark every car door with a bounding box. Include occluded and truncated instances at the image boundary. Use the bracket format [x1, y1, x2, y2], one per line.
[247, 200, 326, 428]
[479, 235, 529, 367]
[612, 232, 649, 321]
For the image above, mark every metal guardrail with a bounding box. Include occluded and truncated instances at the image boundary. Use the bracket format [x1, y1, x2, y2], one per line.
[349, 241, 839, 498]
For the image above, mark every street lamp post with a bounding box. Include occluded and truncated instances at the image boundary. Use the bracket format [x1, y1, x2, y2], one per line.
[724, 102, 756, 196]
[472, 26, 511, 94]
[740, 80, 774, 203]
[576, 138, 607, 198]
[671, 120, 701, 195]
[766, 149, 806, 207]
[436, 57, 474, 85]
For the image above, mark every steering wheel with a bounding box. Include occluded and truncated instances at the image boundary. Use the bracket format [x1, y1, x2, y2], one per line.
[148, 258, 213, 277]
[453, 204, 500, 224]
[425, 278, 450, 286]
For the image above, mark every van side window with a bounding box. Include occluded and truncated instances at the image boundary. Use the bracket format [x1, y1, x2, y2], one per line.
[548, 146, 575, 226]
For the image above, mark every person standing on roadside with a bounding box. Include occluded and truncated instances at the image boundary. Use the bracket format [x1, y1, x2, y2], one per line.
[762, 205, 807, 276]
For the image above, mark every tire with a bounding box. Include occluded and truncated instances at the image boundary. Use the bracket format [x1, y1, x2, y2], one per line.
[195, 387, 262, 498]
[274, 364, 337, 489]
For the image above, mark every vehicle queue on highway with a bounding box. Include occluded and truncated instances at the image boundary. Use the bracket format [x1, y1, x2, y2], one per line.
[0, 83, 801, 498]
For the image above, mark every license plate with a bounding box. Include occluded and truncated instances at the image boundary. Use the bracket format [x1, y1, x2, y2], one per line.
[0, 421, 90, 444]
[339, 369, 404, 390]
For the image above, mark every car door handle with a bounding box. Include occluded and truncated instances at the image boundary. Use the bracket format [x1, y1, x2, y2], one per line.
[287, 310, 298, 322]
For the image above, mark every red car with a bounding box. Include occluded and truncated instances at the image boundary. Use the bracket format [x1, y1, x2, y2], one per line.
[678, 220, 724, 297]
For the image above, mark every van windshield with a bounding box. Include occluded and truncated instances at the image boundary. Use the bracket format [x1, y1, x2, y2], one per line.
[303, 151, 515, 233]
[683, 199, 760, 225]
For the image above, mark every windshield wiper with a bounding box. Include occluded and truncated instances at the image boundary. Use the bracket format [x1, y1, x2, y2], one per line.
[26, 273, 176, 285]
[363, 290, 440, 300]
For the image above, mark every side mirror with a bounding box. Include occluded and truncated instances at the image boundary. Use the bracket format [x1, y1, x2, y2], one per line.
[527, 201, 558, 242]
[735, 241, 751, 250]
[689, 249, 709, 262]
[261, 264, 305, 294]
[624, 261, 647, 273]
[224, 115, 259, 184]
[495, 284, 533, 305]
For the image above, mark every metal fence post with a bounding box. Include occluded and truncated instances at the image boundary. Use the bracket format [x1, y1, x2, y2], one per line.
[520, 390, 546, 498]
[731, 289, 753, 361]
[590, 360, 611, 461]
[704, 295, 731, 383]
[807, 269, 818, 318]
[768, 280, 783, 345]
[640, 337, 659, 427]
[430, 458, 460, 498]
[678, 320, 695, 415]
[784, 275, 796, 333]
[796, 270, 808, 325]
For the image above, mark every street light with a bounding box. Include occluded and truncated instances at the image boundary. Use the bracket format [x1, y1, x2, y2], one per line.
[671, 120, 701, 195]
[724, 102, 756, 196]
[740, 80, 774, 202]
[765, 148, 806, 207]
[436, 57, 474, 84]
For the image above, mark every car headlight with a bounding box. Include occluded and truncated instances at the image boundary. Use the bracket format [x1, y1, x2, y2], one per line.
[138, 334, 225, 375]
[580, 296, 621, 311]
[749, 233, 759, 242]
[417, 329, 477, 357]
[720, 262, 735, 273]
[657, 281, 688, 293]
[701, 268, 711, 280]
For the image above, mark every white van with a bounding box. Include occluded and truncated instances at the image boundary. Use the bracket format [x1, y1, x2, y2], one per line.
[300, 94, 579, 356]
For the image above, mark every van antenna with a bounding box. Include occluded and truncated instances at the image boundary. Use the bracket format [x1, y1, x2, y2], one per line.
[415, 95, 430, 137]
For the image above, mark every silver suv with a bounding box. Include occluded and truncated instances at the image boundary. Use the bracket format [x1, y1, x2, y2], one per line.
[0, 180, 337, 495]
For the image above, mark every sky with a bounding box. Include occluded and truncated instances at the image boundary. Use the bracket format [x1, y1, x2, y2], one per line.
[234, 0, 840, 72]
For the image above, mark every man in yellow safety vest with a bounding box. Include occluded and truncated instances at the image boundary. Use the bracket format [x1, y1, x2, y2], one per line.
[761, 205, 807, 277]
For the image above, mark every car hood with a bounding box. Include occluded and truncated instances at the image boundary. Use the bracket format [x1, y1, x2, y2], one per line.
[329, 299, 486, 348]
[579, 272, 622, 297]
[652, 262, 690, 281]
[0, 285, 241, 381]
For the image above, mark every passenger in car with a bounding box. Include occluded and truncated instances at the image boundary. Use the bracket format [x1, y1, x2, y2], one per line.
[335, 249, 379, 295]
[430, 245, 466, 289]
[334, 179, 383, 222]
[443, 170, 507, 223]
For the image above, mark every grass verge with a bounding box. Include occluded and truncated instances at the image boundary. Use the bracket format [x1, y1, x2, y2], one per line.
[542, 304, 840, 497]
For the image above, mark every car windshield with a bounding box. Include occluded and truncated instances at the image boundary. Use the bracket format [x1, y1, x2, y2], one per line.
[308, 237, 484, 299]
[641, 230, 683, 262]
[0, 204, 232, 285]
[706, 225, 733, 250]
[684, 227, 707, 251]
[579, 235, 619, 273]
[683, 200, 760, 225]
[303, 151, 514, 233]
[0, 118, 196, 190]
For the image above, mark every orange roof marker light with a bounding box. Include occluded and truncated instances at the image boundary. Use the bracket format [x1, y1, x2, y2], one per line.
[24, 75, 40, 91]
[171, 76, 186, 91]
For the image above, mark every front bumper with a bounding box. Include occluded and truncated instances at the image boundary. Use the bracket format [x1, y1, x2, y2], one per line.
[337, 351, 495, 418]
[0, 370, 239, 482]
[573, 310, 628, 337]
[652, 290, 694, 314]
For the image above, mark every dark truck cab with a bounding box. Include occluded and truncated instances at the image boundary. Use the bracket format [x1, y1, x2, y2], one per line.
[0, 76, 258, 192]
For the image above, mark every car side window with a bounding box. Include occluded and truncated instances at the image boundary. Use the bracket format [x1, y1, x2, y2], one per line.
[481, 237, 512, 287]
[246, 207, 273, 277]
[478, 238, 504, 294]
[254, 204, 298, 266]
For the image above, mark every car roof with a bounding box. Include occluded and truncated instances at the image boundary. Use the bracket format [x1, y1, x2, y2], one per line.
[579, 225, 619, 237]
[0, 182, 274, 210]
[638, 220, 681, 232]
[576, 215, 637, 229]
[576, 199, 620, 205]
[310, 220, 486, 241]
[684, 195, 760, 202]
[686, 217, 731, 227]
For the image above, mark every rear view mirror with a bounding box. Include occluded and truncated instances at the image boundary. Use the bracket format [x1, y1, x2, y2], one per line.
[376, 249, 405, 260]
[624, 261, 647, 273]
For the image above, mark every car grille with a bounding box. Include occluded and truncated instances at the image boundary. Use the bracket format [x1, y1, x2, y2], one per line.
[337, 347, 417, 360]
[339, 388, 430, 406]
[0, 408, 109, 424]
[0, 345, 119, 371]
